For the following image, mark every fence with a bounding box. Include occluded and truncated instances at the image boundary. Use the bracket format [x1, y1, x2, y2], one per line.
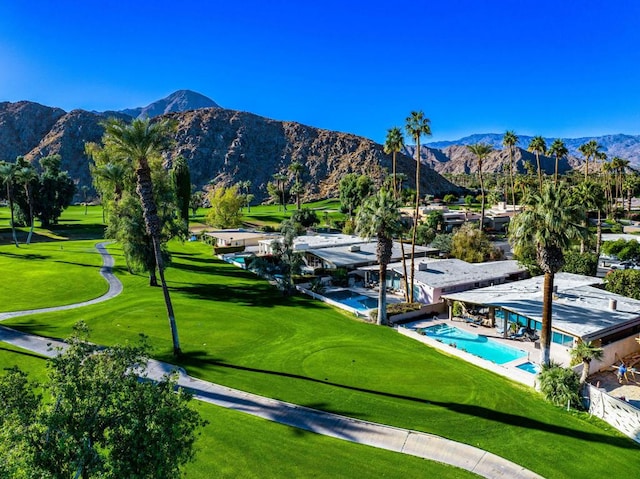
[584, 384, 640, 444]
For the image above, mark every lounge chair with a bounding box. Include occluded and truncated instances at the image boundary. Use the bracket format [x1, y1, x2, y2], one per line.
[464, 316, 482, 326]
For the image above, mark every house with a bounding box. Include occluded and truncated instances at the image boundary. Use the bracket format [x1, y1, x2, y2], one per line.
[258, 233, 365, 255]
[362, 258, 527, 304]
[204, 229, 275, 248]
[441, 273, 640, 369]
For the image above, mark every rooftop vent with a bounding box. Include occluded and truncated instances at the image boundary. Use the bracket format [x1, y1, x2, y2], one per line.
[349, 245, 361, 252]
[609, 298, 617, 310]
[417, 262, 429, 271]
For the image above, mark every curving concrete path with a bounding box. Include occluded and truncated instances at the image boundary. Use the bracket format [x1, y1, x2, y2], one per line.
[0, 242, 542, 479]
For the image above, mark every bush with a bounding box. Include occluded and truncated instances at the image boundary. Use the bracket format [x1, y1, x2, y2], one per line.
[538, 363, 582, 409]
[212, 245, 245, 255]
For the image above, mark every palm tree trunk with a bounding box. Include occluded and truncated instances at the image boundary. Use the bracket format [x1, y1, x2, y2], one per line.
[392, 151, 397, 198]
[135, 161, 181, 357]
[535, 152, 542, 190]
[410, 140, 421, 303]
[479, 171, 485, 230]
[540, 272, 554, 366]
[580, 360, 590, 385]
[596, 210, 602, 255]
[6, 184, 19, 248]
[25, 184, 34, 245]
[554, 155, 559, 186]
[377, 261, 387, 326]
[509, 150, 517, 212]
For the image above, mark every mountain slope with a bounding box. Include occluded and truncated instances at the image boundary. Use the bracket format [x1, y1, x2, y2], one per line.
[119, 90, 220, 119]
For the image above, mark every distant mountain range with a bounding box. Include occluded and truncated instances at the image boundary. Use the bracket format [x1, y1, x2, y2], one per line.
[0, 91, 458, 202]
[426, 133, 640, 167]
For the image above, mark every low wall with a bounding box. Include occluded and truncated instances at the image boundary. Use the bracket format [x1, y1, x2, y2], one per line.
[390, 303, 447, 325]
[594, 336, 640, 373]
[584, 384, 640, 444]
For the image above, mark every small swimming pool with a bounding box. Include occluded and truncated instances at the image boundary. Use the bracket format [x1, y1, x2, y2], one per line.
[516, 362, 540, 374]
[323, 289, 378, 312]
[418, 323, 526, 365]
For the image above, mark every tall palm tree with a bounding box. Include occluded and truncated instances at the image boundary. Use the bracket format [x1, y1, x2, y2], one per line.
[384, 127, 405, 197]
[570, 340, 604, 385]
[272, 173, 287, 211]
[578, 140, 602, 180]
[571, 180, 603, 254]
[527, 136, 547, 190]
[405, 111, 431, 302]
[356, 189, 403, 325]
[466, 143, 493, 230]
[502, 130, 519, 211]
[0, 161, 19, 247]
[14, 159, 37, 244]
[384, 126, 409, 300]
[288, 161, 304, 210]
[509, 182, 585, 366]
[102, 118, 182, 357]
[547, 139, 568, 186]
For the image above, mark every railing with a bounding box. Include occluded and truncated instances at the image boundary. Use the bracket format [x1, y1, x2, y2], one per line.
[583, 384, 640, 444]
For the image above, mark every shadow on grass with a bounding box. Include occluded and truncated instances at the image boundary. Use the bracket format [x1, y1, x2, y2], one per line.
[0, 346, 48, 360]
[0, 251, 50, 260]
[175, 350, 640, 450]
[174, 283, 307, 308]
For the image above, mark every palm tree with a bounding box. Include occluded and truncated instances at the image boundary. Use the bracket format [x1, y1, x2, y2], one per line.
[384, 127, 405, 196]
[102, 118, 182, 357]
[570, 340, 603, 384]
[578, 140, 602, 180]
[14, 159, 37, 244]
[288, 161, 304, 209]
[0, 161, 19, 247]
[466, 143, 493, 230]
[384, 127, 409, 300]
[502, 131, 519, 211]
[527, 136, 547, 190]
[273, 173, 288, 211]
[356, 189, 403, 325]
[509, 182, 585, 366]
[405, 111, 432, 302]
[547, 139, 568, 186]
[572, 179, 604, 254]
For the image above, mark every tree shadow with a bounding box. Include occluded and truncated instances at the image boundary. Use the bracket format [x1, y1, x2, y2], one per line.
[174, 350, 640, 450]
[0, 345, 48, 360]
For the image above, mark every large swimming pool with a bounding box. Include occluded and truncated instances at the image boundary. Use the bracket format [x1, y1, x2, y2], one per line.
[418, 323, 526, 365]
[323, 289, 378, 312]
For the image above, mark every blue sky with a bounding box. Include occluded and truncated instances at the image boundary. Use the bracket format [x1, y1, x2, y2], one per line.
[1, 1, 639, 144]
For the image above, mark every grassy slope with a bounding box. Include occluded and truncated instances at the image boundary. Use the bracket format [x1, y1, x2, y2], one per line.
[2, 205, 640, 478]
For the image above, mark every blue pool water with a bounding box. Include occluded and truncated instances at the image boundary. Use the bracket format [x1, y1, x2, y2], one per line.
[324, 290, 378, 311]
[419, 323, 526, 365]
[516, 362, 540, 374]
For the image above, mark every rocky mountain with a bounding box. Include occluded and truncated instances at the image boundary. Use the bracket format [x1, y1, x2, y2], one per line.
[119, 90, 220, 119]
[404, 144, 580, 176]
[0, 95, 460, 203]
[425, 133, 640, 171]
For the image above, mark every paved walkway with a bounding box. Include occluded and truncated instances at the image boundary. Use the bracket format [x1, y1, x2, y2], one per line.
[0, 242, 542, 479]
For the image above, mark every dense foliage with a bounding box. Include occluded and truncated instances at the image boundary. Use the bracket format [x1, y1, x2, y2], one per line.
[537, 363, 582, 409]
[339, 173, 373, 217]
[561, 251, 598, 276]
[603, 269, 640, 299]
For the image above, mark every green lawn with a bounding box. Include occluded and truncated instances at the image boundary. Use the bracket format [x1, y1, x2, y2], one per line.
[2, 236, 639, 478]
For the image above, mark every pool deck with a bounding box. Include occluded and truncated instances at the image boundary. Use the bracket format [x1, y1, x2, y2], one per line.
[399, 317, 538, 388]
[588, 353, 640, 408]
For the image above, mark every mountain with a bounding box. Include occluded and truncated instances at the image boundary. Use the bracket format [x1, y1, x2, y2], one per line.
[426, 133, 640, 170]
[0, 95, 460, 202]
[118, 90, 220, 119]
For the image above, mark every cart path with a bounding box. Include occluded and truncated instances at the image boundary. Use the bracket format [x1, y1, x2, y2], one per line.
[0, 243, 542, 479]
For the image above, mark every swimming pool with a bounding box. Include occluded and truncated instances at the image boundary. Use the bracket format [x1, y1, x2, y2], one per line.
[418, 323, 526, 365]
[516, 362, 540, 374]
[323, 289, 378, 312]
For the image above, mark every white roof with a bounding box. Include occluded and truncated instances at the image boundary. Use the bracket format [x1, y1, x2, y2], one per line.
[307, 242, 436, 268]
[396, 258, 526, 289]
[442, 273, 640, 340]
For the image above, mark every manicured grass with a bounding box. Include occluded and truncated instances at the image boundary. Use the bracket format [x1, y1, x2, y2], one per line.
[3, 239, 639, 478]
[0, 346, 476, 479]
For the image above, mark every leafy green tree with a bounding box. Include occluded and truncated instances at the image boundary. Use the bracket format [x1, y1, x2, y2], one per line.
[356, 189, 403, 325]
[102, 118, 182, 357]
[415, 223, 436, 246]
[467, 143, 493, 230]
[0, 324, 205, 478]
[548, 139, 568, 185]
[171, 156, 191, 225]
[338, 173, 373, 217]
[0, 160, 19, 247]
[570, 341, 604, 384]
[527, 136, 547, 189]
[290, 208, 319, 228]
[33, 154, 75, 228]
[405, 111, 432, 302]
[502, 130, 519, 211]
[206, 185, 244, 228]
[604, 269, 640, 299]
[190, 190, 205, 217]
[431, 233, 453, 256]
[13, 157, 38, 244]
[443, 193, 457, 204]
[561, 251, 598, 276]
[450, 223, 496, 262]
[509, 182, 585, 365]
[538, 363, 582, 408]
[425, 210, 445, 232]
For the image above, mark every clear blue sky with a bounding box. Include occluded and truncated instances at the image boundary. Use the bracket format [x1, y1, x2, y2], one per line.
[2, 1, 639, 144]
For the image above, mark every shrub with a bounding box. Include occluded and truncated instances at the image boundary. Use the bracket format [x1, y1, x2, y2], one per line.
[538, 363, 582, 409]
